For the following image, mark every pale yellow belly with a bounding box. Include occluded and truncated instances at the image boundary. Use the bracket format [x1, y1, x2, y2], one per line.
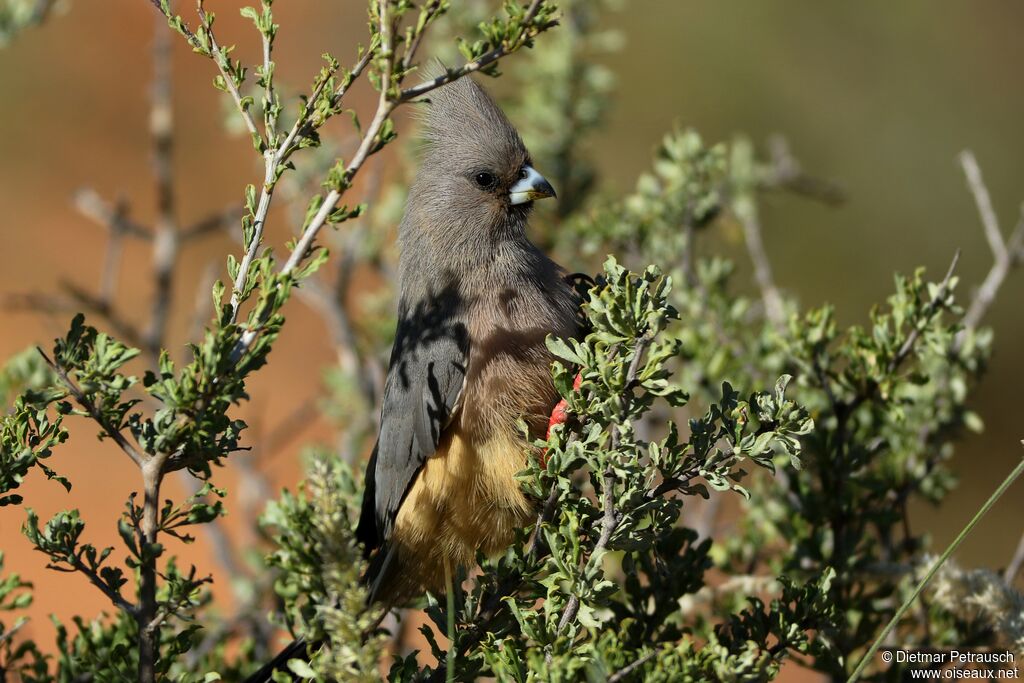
[390, 428, 533, 595]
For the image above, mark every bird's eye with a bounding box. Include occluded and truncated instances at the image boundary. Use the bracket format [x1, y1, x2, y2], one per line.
[474, 172, 496, 189]
[518, 167, 528, 180]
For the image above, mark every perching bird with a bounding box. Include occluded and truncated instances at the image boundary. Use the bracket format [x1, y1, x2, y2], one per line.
[245, 75, 579, 681]
[357, 74, 579, 604]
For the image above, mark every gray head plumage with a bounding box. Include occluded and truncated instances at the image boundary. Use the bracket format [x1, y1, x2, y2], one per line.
[417, 75, 529, 174]
[398, 75, 557, 288]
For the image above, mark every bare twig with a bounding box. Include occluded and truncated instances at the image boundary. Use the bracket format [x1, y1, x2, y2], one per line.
[67, 556, 138, 616]
[762, 135, 844, 206]
[98, 215, 126, 305]
[181, 205, 241, 242]
[186, 261, 219, 343]
[146, 14, 178, 353]
[959, 151, 1006, 263]
[738, 201, 785, 328]
[195, 2, 261, 143]
[1003, 530, 1024, 586]
[963, 209, 1024, 332]
[734, 135, 843, 329]
[73, 188, 151, 240]
[691, 494, 723, 541]
[608, 650, 658, 683]
[2, 286, 145, 352]
[957, 151, 1024, 334]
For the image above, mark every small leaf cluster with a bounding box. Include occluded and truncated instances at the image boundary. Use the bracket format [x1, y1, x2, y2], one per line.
[0, 377, 68, 507]
[0, 551, 47, 679]
[457, 0, 558, 69]
[564, 128, 727, 288]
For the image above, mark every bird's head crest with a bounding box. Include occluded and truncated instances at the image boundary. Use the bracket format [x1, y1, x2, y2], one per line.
[417, 73, 527, 168]
[400, 73, 556, 259]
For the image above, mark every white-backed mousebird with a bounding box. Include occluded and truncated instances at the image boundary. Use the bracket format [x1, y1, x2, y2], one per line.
[355, 74, 579, 606]
[246, 74, 579, 681]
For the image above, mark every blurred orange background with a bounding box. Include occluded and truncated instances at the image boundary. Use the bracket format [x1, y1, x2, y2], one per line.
[1, 1, 1023, 679]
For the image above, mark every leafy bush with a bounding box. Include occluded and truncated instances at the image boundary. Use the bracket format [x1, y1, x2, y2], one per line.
[1, 1, 1022, 682]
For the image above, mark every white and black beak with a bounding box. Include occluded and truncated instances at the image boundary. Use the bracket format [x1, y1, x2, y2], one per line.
[509, 165, 556, 205]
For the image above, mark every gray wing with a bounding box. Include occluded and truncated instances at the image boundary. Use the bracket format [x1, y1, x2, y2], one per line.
[356, 292, 469, 554]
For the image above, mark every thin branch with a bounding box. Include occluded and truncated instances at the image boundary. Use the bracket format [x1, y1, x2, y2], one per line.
[956, 151, 1024, 335]
[98, 215, 126, 305]
[279, 0, 398, 280]
[195, 2, 261, 143]
[30, 0, 58, 23]
[181, 205, 241, 242]
[738, 201, 785, 328]
[228, 158, 277, 324]
[2, 287, 144, 353]
[228, 34, 375, 327]
[277, 46, 374, 161]
[400, 0, 444, 73]
[555, 466, 616, 634]
[146, 14, 178, 353]
[60, 281, 147, 350]
[73, 188, 151, 240]
[261, 8, 276, 143]
[174, 471, 249, 580]
[961, 207, 1024, 333]
[37, 348, 147, 468]
[734, 135, 843, 329]
[608, 651, 658, 683]
[959, 150, 1006, 263]
[1003, 529, 1024, 586]
[69, 556, 138, 616]
[761, 135, 844, 205]
[186, 260, 219, 342]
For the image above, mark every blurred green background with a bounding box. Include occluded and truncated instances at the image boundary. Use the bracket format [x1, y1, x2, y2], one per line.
[0, 0, 1021, 654]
